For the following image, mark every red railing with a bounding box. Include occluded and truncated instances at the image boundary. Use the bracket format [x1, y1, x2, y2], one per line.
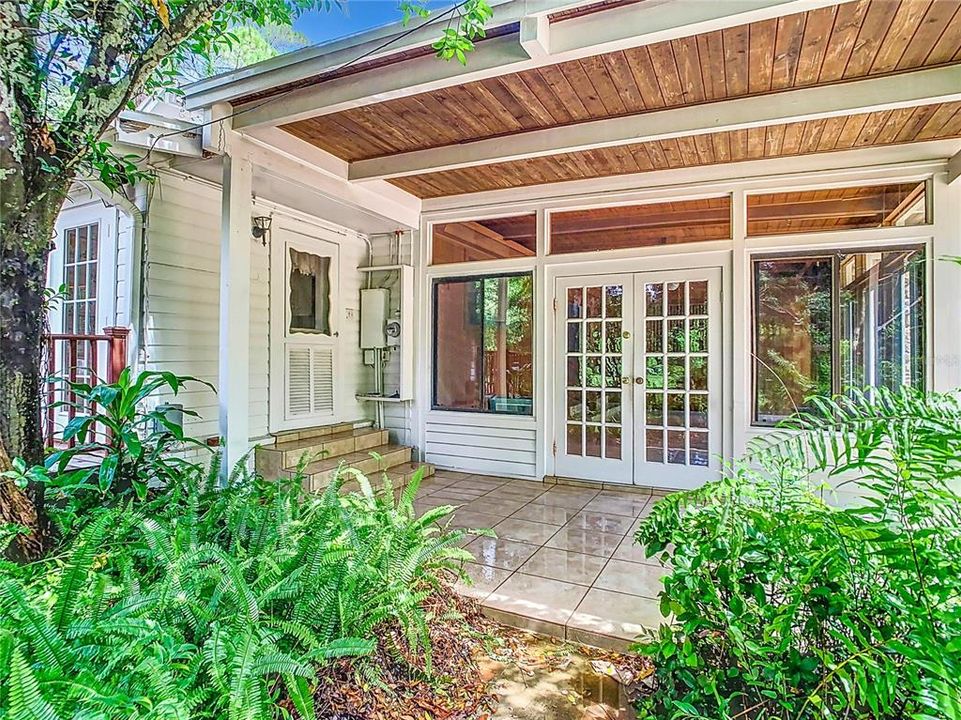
[44, 326, 129, 448]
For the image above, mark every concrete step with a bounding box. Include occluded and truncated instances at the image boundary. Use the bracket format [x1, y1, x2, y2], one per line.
[296, 444, 414, 492]
[341, 462, 436, 495]
[255, 427, 388, 478]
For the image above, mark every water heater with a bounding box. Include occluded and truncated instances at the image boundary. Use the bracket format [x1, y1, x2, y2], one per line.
[360, 288, 389, 349]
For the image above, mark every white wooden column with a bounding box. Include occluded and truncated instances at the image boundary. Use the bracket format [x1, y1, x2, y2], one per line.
[932, 172, 961, 392]
[730, 189, 749, 456]
[219, 153, 253, 476]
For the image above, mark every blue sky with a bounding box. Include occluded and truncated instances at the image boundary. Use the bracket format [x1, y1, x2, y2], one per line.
[294, 1, 451, 46]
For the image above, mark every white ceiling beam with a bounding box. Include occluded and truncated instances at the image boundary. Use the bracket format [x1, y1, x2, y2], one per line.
[948, 149, 961, 185]
[349, 64, 961, 181]
[229, 0, 847, 129]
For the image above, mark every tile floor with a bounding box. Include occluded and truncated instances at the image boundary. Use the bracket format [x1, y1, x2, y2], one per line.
[413, 470, 674, 651]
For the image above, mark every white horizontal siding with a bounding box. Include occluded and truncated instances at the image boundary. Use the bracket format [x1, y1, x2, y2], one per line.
[424, 411, 537, 478]
[142, 172, 270, 442]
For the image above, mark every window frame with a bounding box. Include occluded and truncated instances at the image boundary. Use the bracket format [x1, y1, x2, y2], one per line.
[750, 243, 926, 427]
[431, 270, 535, 415]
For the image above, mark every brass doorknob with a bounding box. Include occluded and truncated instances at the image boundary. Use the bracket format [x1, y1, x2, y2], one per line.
[621, 376, 630, 385]
[635, 377, 645, 385]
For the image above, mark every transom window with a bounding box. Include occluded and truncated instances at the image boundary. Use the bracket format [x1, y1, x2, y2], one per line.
[752, 247, 925, 425]
[433, 273, 533, 414]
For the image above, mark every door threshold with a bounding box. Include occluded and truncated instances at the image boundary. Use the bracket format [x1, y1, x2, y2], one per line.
[543, 475, 670, 496]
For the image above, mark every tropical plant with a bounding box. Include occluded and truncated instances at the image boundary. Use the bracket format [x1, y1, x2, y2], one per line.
[35, 369, 211, 536]
[634, 387, 961, 720]
[0, 451, 476, 720]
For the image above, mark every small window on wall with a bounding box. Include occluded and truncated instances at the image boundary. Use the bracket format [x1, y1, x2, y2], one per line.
[289, 248, 331, 334]
[550, 197, 731, 254]
[432, 214, 536, 265]
[747, 181, 929, 237]
[433, 273, 533, 414]
[753, 247, 925, 425]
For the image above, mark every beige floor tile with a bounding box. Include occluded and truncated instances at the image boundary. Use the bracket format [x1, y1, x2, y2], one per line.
[446, 510, 503, 532]
[519, 546, 608, 586]
[460, 496, 528, 517]
[432, 470, 473, 481]
[485, 485, 547, 501]
[486, 572, 588, 625]
[582, 493, 652, 518]
[493, 517, 561, 544]
[568, 588, 666, 641]
[612, 536, 672, 566]
[545, 526, 623, 557]
[566, 510, 636, 536]
[594, 559, 668, 598]
[530, 488, 598, 510]
[510, 503, 581, 525]
[466, 536, 539, 571]
[453, 476, 507, 491]
[454, 562, 512, 601]
[429, 487, 489, 502]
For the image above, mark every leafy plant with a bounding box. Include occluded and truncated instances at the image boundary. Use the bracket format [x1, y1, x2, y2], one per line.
[0, 441, 476, 719]
[41, 369, 211, 534]
[635, 387, 961, 720]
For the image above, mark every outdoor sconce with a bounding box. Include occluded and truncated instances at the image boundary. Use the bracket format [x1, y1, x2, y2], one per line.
[252, 215, 272, 246]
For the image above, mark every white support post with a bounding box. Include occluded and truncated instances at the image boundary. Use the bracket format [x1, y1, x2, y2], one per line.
[219, 153, 253, 477]
[932, 172, 961, 392]
[730, 189, 749, 457]
[947, 150, 961, 185]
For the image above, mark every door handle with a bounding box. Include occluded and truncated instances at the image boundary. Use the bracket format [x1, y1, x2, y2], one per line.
[621, 376, 631, 385]
[635, 377, 644, 385]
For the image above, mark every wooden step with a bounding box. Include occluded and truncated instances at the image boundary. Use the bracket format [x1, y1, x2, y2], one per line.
[255, 427, 388, 478]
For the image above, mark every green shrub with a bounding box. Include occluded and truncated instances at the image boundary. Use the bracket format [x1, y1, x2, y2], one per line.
[635, 388, 961, 720]
[1, 430, 475, 719]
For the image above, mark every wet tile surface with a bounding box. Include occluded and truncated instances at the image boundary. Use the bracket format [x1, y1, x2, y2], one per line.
[416, 474, 671, 651]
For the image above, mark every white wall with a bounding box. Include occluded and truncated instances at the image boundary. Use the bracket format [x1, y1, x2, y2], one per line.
[142, 170, 373, 446]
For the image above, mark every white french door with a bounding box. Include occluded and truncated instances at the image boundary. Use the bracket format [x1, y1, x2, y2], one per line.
[269, 225, 341, 431]
[554, 268, 722, 489]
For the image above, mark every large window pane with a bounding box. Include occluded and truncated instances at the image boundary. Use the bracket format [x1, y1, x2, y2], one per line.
[753, 248, 925, 425]
[432, 215, 536, 265]
[433, 273, 533, 414]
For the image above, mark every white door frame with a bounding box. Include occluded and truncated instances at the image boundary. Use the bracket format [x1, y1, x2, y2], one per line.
[547, 260, 727, 489]
[553, 273, 636, 484]
[49, 202, 118, 340]
[632, 267, 723, 490]
[268, 222, 342, 432]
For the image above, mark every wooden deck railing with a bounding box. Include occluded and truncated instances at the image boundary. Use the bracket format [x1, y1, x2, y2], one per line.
[44, 327, 129, 447]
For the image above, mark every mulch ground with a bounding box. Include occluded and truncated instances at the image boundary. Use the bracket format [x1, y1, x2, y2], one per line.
[298, 584, 653, 720]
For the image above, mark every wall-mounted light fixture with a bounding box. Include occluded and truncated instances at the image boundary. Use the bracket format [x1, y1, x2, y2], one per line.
[252, 216, 272, 246]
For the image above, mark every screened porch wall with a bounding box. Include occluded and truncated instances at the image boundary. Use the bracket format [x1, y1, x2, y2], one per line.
[412, 159, 961, 497]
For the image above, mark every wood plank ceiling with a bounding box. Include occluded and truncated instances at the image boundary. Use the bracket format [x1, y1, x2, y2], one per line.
[279, 0, 961, 197]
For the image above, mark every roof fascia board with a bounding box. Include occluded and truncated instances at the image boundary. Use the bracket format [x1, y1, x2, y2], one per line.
[349, 64, 961, 181]
[183, 0, 589, 109]
[227, 0, 847, 128]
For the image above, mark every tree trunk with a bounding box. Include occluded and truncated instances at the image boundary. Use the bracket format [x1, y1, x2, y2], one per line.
[1, 110, 69, 560]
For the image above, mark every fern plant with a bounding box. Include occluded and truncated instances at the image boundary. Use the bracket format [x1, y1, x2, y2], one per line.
[0, 444, 477, 720]
[635, 387, 961, 720]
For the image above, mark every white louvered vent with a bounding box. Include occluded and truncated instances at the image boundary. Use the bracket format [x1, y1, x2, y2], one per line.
[286, 345, 335, 419]
[312, 347, 334, 414]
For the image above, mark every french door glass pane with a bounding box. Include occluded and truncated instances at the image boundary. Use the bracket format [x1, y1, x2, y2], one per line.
[564, 282, 625, 461]
[644, 279, 711, 467]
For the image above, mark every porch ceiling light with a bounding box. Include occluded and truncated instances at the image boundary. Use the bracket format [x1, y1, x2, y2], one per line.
[252, 215, 272, 245]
